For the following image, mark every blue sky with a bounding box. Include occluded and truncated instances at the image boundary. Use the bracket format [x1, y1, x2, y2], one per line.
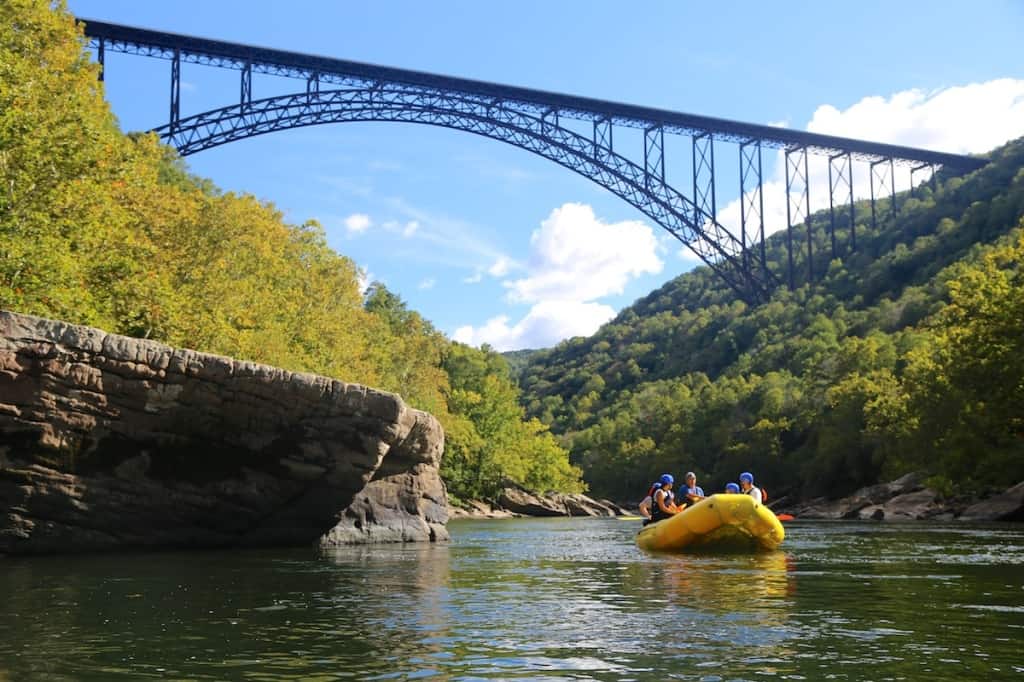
[68, 1, 1024, 350]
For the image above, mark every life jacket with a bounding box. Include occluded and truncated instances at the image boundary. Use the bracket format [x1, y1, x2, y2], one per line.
[650, 488, 675, 523]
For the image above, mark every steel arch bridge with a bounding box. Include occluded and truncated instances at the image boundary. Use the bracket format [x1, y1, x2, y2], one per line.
[80, 18, 987, 305]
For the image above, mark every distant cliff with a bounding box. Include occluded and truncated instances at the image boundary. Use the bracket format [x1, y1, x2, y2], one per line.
[0, 311, 448, 555]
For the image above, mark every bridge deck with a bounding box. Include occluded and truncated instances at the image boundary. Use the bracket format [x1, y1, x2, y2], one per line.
[79, 18, 985, 170]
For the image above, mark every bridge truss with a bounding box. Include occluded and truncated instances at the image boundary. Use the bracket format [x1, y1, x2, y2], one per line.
[80, 19, 986, 304]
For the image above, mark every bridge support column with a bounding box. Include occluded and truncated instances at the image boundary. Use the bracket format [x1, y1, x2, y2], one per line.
[241, 61, 252, 109]
[593, 117, 613, 158]
[910, 162, 932, 198]
[828, 152, 854, 258]
[692, 132, 716, 227]
[785, 146, 811, 288]
[541, 107, 559, 135]
[97, 38, 105, 82]
[870, 158, 895, 232]
[306, 72, 320, 101]
[170, 48, 181, 131]
[644, 125, 665, 189]
[740, 139, 766, 274]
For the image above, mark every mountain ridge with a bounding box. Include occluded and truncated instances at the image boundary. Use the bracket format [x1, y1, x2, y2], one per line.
[517, 137, 1024, 501]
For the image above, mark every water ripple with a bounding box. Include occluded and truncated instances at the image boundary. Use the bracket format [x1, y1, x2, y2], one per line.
[0, 519, 1022, 680]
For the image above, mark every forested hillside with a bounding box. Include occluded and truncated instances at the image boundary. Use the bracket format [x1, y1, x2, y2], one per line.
[520, 139, 1024, 501]
[501, 348, 541, 381]
[0, 0, 583, 502]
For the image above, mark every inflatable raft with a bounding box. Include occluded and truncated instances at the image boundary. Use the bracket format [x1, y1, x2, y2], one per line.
[636, 493, 784, 552]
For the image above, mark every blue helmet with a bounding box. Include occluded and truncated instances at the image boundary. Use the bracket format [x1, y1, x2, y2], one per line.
[659, 473, 674, 486]
[725, 482, 741, 493]
[739, 472, 754, 484]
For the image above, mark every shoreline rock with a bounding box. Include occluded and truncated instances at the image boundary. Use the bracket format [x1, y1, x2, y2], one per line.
[0, 310, 448, 555]
[450, 488, 631, 519]
[958, 482, 1024, 522]
[779, 473, 1024, 522]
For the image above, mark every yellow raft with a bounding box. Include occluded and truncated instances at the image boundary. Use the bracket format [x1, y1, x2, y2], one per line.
[636, 493, 784, 552]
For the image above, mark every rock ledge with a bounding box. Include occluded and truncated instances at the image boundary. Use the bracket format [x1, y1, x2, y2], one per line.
[0, 310, 448, 555]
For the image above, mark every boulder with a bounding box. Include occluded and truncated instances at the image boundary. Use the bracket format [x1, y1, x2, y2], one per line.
[0, 310, 448, 554]
[488, 489, 631, 517]
[788, 497, 855, 520]
[320, 412, 449, 545]
[857, 489, 941, 521]
[497, 487, 566, 516]
[840, 472, 927, 512]
[560, 493, 619, 517]
[959, 482, 1024, 522]
[789, 473, 931, 520]
[447, 500, 519, 519]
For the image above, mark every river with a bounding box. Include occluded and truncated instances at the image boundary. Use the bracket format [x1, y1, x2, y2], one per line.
[1, 518, 1022, 680]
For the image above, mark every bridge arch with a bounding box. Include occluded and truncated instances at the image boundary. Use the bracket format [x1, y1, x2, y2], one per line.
[82, 18, 987, 303]
[157, 85, 773, 302]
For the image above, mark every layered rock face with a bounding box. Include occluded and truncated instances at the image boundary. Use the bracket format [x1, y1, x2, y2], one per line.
[0, 311, 448, 555]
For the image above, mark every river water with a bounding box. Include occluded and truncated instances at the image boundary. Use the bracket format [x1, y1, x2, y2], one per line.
[1, 519, 1022, 681]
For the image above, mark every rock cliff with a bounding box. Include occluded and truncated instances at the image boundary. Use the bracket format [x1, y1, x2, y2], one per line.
[0, 311, 448, 555]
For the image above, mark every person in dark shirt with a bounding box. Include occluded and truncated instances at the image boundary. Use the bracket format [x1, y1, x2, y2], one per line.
[649, 474, 683, 524]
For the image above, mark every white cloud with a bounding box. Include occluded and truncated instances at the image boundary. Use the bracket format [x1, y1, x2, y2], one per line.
[805, 79, 1024, 154]
[418, 278, 436, 290]
[453, 300, 616, 351]
[487, 256, 513, 277]
[454, 203, 663, 350]
[344, 213, 372, 234]
[356, 266, 372, 295]
[463, 271, 483, 284]
[504, 202, 663, 303]
[384, 195, 514, 269]
[717, 78, 1024, 240]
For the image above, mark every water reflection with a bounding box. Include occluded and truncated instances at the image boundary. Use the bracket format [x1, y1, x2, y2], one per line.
[0, 519, 1021, 680]
[650, 552, 795, 615]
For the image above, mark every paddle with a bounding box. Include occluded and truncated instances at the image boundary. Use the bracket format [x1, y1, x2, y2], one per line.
[617, 515, 646, 521]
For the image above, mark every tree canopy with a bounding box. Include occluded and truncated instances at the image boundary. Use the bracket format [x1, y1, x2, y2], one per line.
[0, 0, 584, 502]
[519, 140, 1024, 501]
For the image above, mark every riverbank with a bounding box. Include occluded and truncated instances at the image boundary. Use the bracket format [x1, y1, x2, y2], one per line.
[449, 487, 631, 519]
[450, 472, 1024, 522]
[773, 472, 1024, 522]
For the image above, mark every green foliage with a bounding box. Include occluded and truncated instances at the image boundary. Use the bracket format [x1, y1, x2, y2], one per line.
[521, 137, 1024, 501]
[500, 348, 540, 381]
[898, 230, 1024, 490]
[442, 343, 583, 499]
[0, 0, 584, 500]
